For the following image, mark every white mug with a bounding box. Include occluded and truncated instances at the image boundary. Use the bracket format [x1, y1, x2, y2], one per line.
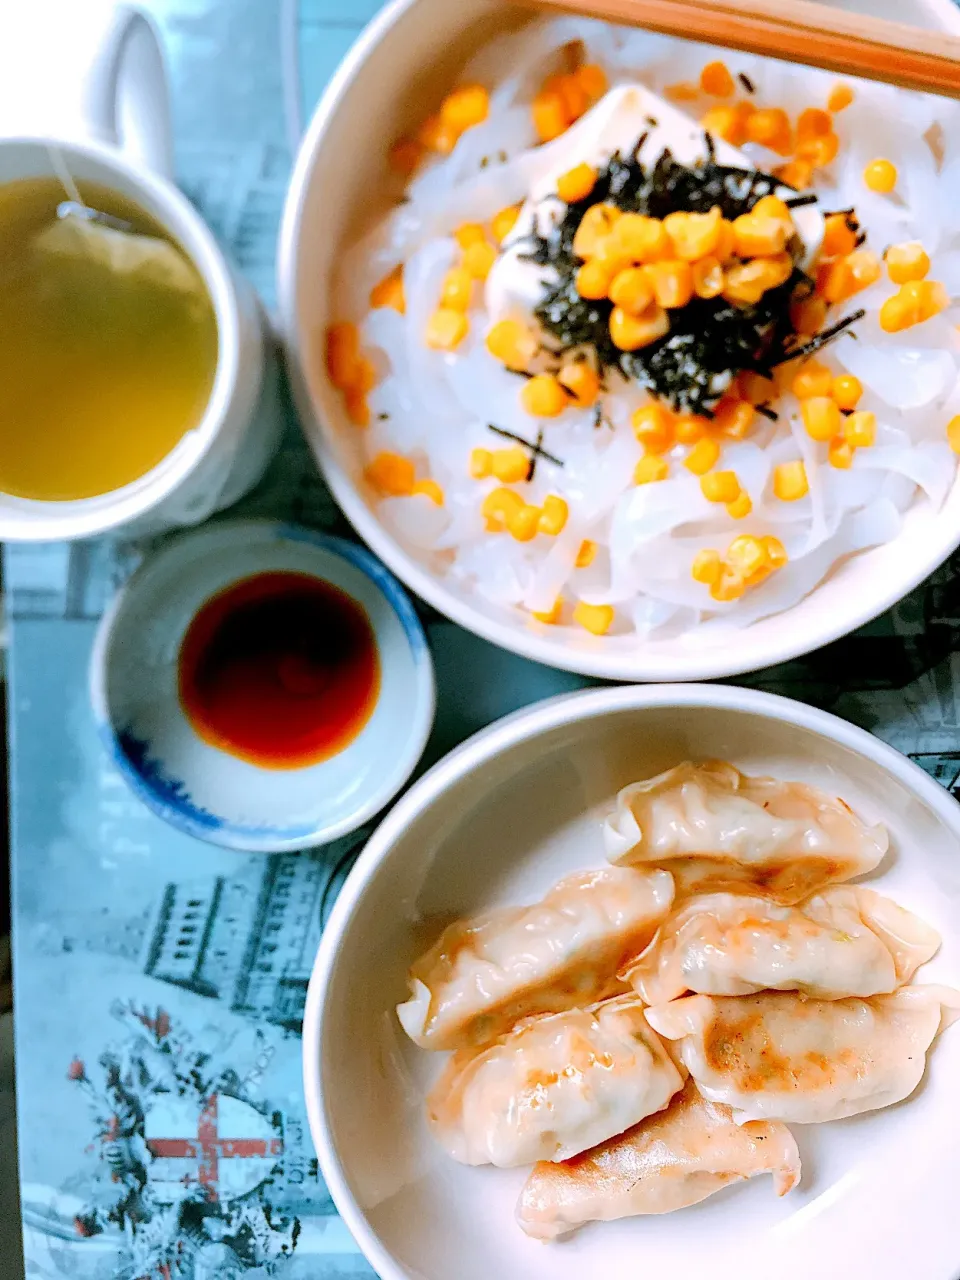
[0, 1, 283, 541]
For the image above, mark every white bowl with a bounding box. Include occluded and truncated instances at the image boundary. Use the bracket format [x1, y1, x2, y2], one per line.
[303, 684, 960, 1280]
[90, 518, 435, 852]
[278, 0, 960, 683]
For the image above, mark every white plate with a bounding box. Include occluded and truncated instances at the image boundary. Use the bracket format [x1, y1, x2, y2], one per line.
[90, 518, 435, 852]
[303, 685, 960, 1280]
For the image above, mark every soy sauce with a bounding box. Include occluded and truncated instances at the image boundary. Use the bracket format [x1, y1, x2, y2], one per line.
[178, 571, 380, 769]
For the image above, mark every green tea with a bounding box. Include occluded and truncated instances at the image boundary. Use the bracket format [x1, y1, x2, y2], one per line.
[0, 177, 218, 501]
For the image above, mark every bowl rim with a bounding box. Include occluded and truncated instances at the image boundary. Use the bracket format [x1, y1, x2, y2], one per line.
[277, 0, 960, 684]
[301, 680, 960, 1280]
[89, 516, 437, 853]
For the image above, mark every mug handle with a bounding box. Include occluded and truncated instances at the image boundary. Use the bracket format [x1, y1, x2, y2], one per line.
[80, 5, 174, 179]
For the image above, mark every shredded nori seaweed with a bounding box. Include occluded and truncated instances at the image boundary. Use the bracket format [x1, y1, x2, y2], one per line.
[516, 138, 831, 414]
[738, 71, 756, 94]
[487, 423, 564, 480]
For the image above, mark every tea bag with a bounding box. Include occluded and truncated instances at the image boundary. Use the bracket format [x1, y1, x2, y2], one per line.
[32, 146, 206, 300]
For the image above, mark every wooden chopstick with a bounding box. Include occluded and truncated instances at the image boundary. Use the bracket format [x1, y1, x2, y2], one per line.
[517, 0, 960, 100]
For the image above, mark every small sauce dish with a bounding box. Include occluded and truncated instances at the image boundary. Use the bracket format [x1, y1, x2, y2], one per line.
[91, 518, 435, 852]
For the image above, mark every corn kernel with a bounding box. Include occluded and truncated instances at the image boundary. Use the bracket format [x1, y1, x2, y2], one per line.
[738, 371, 776, 403]
[482, 486, 524, 530]
[726, 491, 753, 519]
[576, 63, 608, 102]
[822, 213, 858, 259]
[880, 279, 949, 332]
[532, 90, 569, 143]
[710, 569, 746, 602]
[732, 210, 790, 258]
[675, 413, 711, 444]
[412, 478, 445, 506]
[666, 81, 700, 102]
[532, 597, 563, 625]
[685, 437, 721, 475]
[848, 249, 882, 293]
[418, 114, 459, 155]
[773, 459, 809, 501]
[440, 84, 489, 134]
[573, 601, 614, 635]
[610, 304, 670, 351]
[816, 258, 855, 304]
[426, 307, 469, 350]
[728, 534, 767, 576]
[723, 254, 793, 305]
[714, 398, 755, 440]
[645, 259, 694, 309]
[692, 256, 724, 299]
[886, 241, 931, 285]
[745, 107, 792, 155]
[485, 319, 538, 371]
[539, 494, 569, 536]
[558, 162, 598, 204]
[796, 107, 833, 142]
[792, 360, 833, 399]
[832, 374, 863, 411]
[948, 415, 960, 454]
[828, 83, 855, 112]
[566, 542, 594, 576]
[463, 240, 497, 280]
[664, 207, 723, 262]
[492, 445, 531, 483]
[345, 389, 370, 427]
[914, 276, 948, 318]
[387, 136, 423, 176]
[455, 223, 487, 250]
[700, 470, 741, 503]
[773, 159, 813, 191]
[762, 536, 788, 568]
[879, 292, 912, 333]
[521, 372, 569, 418]
[700, 60, 735, 96]
[508, 503, 541, 542]
[692, 549, 723, 585]
[752, 194, 792, 221]
[605, 268, 651, 317]
[790, 294, 828, 336]
[440, 266, 474, 311]
[491, 203, 522, 244]
[352, 356, 378, 396]
[572, 203, 621, 258]
[574, 258, 612, 300]
[702, 105, 746, 146]
[843, 410, 876, 447]
[829, 438, 855, 469]
[547, 72, 587, 121]
[558, 359, 600, 407]
[470, 447, 493, 479]
[611, 212, 670, 262]
[801, 395, 842, 442]
[864, 159, 897, 193]
[325, 322, 361, 390]
[365, 451, 416, 496]
[370, 264, 406, 313]
[634, 454, 670, 484]
[632, 403, 676, 452]
[796, 132, 840, 169]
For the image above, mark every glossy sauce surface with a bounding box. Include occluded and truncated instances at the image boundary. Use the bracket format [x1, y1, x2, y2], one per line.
[178, 571, 380, 769]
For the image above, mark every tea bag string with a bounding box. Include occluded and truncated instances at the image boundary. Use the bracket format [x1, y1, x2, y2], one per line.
[46, 144, 131, 231]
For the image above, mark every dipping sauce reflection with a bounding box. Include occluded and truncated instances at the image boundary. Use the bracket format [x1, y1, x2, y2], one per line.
[178, 570, 380, 769]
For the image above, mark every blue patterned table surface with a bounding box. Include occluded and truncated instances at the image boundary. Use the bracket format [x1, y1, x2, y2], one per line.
[6, 3, 960, 1277]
